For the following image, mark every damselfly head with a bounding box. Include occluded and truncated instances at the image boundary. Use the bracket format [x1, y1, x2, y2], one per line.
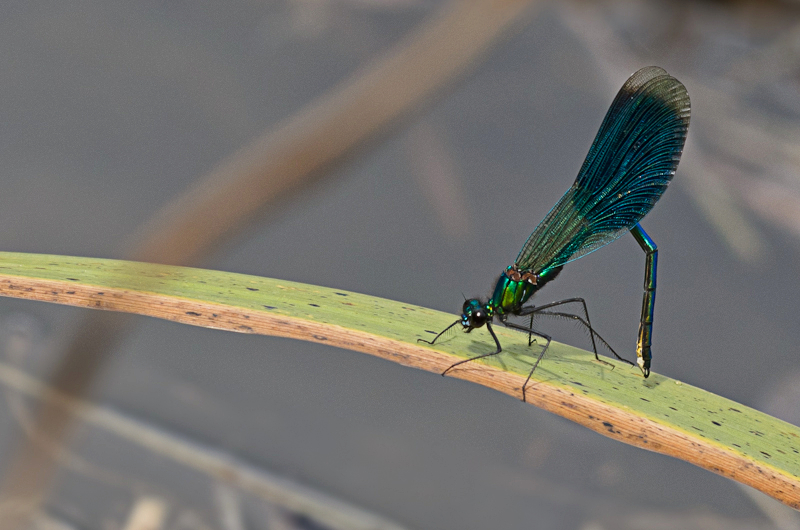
[461, 299, 489, 331]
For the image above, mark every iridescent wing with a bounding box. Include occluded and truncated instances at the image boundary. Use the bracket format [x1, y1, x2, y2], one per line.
[515, 66, 690, 275]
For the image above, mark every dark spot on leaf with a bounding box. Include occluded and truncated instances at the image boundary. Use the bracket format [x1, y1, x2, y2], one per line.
[669, 406, 678, 411]
[750, 430, 764, 437]
[97, 292, 104, 295]
[571, 381, 584, 387]
[239, 325, 253, 332]
[711, 421, 721, 426]
[760, 451, 771, 458]
[264, 306, 277, 310]
[66, 291, 75, 294]
[186, 311, 202, 316]
[309, 304, 320, 307]
[66, 278, 79, 281]
[314, 335, 328, 341]
[246, 287, 259, 291]
[425, 330, 437, 334]
[335, 292, 348, 296]
[640, 397, 650, 402]
[729, 408, 741, 413]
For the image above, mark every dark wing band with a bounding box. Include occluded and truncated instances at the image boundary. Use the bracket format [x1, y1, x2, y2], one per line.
[515, 66, 690, 274]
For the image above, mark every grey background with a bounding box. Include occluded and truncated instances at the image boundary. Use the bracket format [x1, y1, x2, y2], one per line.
[0, 1, 799, 528]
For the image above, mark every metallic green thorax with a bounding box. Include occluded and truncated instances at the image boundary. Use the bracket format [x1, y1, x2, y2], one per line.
[487, 265, 562, 316]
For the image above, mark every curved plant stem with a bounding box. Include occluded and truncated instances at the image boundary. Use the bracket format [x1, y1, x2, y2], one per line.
[0, 252, 798, 511]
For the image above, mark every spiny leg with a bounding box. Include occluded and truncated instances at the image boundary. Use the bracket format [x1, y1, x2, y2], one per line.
[441, 322, 503, 376]
[531, 310, 634, 367]
[417, 319, 460, 346]
[518, 298, 599, 355]
[631, 223, 656, 377]
[518, 298, 633, 365]
[515, 298, 635, 374]
[504, 320, 551, 402]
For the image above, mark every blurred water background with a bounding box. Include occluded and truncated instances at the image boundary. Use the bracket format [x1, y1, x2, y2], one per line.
[1, 1, 800, 528]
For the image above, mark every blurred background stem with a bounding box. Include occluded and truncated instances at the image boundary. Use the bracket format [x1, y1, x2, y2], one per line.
[0, 1, 543, 527]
